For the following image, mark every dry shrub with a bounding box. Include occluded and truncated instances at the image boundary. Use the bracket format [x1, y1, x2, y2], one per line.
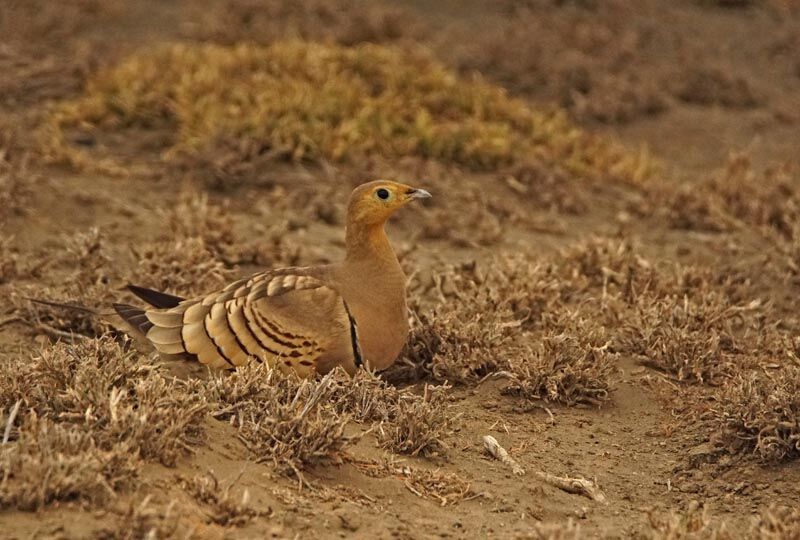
[400, 467, 473, 507]
[327, 369, 401, 423]
[183, 472, 264, 526]
[421, 198, 503, 248]
[407, 306, 510, 384]
[561, 236, 655, 292]
[662, 154, 800, 282]
[708, 156, 799, 239]
[128, 237, 232, 297]
[128, 189, 235, 296]
[564, 238, 771, 385]
[44, 41, 647, 183]
[126, 189, 301, 296]
[665, 155, 799, 237]
[647, 503, 732, 539]
[673, 65, 759, 108]
[663, 184, 735, 233]
[568, 72, 669, 124]
[0, 236, 19, 285]
[649, 504, 800, 539]
[95, 497, 183, 540]
[374, 384, 453, 457]
[0, 146, 31, 226]
[501, 317, 616, 407]
[14, 227, 114, 337]
[522, 520, 581, 540]
[713, 366, 800, 462]
[404, 256, 615, 407]
[201, 365, 353, 475]
[0, 0, 116, 106]
[0, 415, 137, 511]
[620, 294, 762, 384]
[0, 0, 120, 47]
[504, 163, 588, 214]
[356, 459, 474, 506]
[442, 1, 672, 125]
[0, 337, 206, 466]
[193, 0, 420, 46]
[326, 370, 455, 456]
[755, 506, 800, 539]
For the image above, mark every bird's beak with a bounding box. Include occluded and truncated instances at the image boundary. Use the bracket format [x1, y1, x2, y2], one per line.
[406, 188, 432, 200]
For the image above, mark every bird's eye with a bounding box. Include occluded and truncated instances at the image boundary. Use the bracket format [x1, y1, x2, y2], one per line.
[376, 188, 390, 201]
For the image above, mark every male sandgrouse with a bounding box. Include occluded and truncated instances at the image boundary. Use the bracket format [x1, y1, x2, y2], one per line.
[114, 180, 431, 377]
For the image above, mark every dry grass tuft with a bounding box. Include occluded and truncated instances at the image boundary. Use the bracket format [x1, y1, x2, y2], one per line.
[44, 41, 648, 182]
[400, 466, 474, 507]
[0, 145, 31, 226]
[501, 318, 615, 407]
[404, 255, 616, 407]
[522, 520, 581, 540]
[127, 188, 301, 296]
[129, 237, 233, 298]
[193, 0, 420, 47]
[375, 384, 453, 457]
[0, 0, 117, 106]
[562, 238, 771, 385]
[620, 294, 762, 384]
[647, 503, 732, 539]
[755, 505, 800, 539]
[664, 155, 799, 249]
[95, 497, 183, 540]
[184, 472, 264, 526]
[356, 459, 474, 506]
[713, 367, 800, 462]
[201, 366, 353, 475]
[406, 306, 510, 385]
[126, 189, 237, 296]
[648, 504, 800, 539]
[0, 236, 20, 285]
[0, 415, 138, 511]
[327, 369, 401, 423]
[325, 370, 455, 456]
[673, 65, 759, 108]
[0, 337, 206, 466]
[13, 227, 114, 337]
[443, 1, 671, 125]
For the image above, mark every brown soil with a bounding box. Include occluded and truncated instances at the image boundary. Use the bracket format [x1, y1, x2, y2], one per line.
[2, 1, 800, 538]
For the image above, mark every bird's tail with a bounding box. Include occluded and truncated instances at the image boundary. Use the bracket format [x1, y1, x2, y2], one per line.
[24, 297, 116, 317]
[112, 303, 154, 341]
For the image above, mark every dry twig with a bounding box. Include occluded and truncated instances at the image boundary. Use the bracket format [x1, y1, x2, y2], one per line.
[535, 471, 607, 504]
[2, 399, 22, 444]
[483, 435, 525, 475]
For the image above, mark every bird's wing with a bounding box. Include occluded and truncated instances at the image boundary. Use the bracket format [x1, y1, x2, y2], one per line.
[116, 269, 362, 377]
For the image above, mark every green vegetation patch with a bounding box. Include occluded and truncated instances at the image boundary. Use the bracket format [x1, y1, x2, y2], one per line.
[44, 41, 649, 179]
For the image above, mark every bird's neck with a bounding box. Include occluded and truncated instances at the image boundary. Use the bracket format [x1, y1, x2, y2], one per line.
[345, 220, 400, 269]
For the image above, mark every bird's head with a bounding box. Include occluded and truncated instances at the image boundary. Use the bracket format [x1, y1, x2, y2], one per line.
[347, 180, 432, 226]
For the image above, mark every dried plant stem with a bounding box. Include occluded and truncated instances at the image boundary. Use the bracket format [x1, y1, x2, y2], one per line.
[3, 399, 22, 444]
[535, 471, 607, 504]
[0, 316, 21, 328]
[32, 322, 88, 342]
[483, 435, 607, 503]
[483, 435, 525, 475]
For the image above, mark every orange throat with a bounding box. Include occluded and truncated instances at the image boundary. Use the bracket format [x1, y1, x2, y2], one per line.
[345, 220, 397, 265]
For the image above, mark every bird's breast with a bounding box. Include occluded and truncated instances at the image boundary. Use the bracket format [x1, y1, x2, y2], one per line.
[336, 273, 408, 371]
[352, 296, 409, 371]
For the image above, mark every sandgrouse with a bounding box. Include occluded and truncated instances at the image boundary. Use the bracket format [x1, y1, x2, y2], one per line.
[114, 180, 431, 377]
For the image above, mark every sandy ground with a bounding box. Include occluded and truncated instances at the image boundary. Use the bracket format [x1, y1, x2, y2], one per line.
[1, 1, 800, 538]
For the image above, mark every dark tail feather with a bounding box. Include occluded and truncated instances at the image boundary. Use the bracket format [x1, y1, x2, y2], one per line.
[126, 284, 184, 309]
[113, 303, 154, 339]
[24, 297, 115, 316]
